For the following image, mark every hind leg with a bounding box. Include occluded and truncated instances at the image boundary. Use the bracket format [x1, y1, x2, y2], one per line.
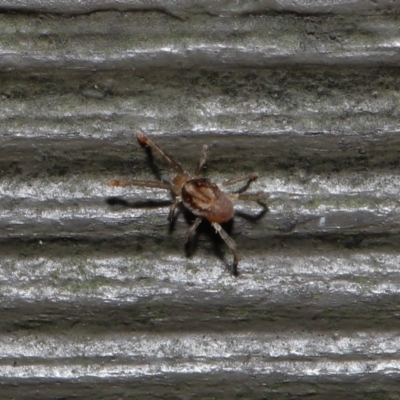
[212, 222, 240, 277]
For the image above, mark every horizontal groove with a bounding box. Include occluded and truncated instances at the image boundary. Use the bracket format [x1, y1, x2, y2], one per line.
[2, 292, 400, 334]
[1, 241, 400, 306]
[1, 330, 400, 389]
[1, 67, 399, 140]
[0, 14, 399, 69]
[1, 173, 400, 238]
[0, 0, 398, 16]
[4, 330, 400, 359]
[1, 134, 400, 181]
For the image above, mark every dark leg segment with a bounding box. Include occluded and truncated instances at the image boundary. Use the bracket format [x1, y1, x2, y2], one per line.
[185, 217, 203, 242]
[212, 222, 240, 276]
[168, 198, 180, 221]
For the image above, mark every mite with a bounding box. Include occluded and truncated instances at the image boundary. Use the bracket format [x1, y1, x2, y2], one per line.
[108, 131, 268, 276]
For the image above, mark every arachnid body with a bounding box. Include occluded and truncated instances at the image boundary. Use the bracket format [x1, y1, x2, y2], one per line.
[108, 131, 268, 276]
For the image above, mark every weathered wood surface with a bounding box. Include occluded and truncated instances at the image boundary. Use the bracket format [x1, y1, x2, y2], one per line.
[1, 1, 400, 399]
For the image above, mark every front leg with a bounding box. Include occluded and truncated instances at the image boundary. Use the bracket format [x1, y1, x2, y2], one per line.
[212, 222, 240, 276]
[137, 131, 186, 175]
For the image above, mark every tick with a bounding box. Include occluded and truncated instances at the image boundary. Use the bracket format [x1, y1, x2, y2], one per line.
[107, 131, 268, 276]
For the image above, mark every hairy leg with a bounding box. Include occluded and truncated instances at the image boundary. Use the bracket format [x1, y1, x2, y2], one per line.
[168, 198, 180, 221]
[221, 172, 258, 188]
[137, 131, 185, 175]
[212, 222, 240, 276]
[194, 145, 209, 177]
[185, 217, 203, 242]
[223, 172, 269, 205]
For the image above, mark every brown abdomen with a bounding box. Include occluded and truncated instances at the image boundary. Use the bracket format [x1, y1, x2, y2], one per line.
[182, 178, 234, 223]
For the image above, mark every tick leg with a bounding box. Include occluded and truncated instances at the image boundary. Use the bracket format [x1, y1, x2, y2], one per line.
[107, 179, 172, 190]
[137, 131, 185, 175]
[185, 217, 203, 242]
[212, 222, 240, 276]
[168, 198, 180, 221]
[194, 145, 209, 177]
[223, 172, 269, 206]
[221, 172, 259, 188]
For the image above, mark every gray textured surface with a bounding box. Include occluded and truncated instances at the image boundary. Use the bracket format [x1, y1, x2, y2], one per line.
[1, 1, 400, 399]
[1, 12, 400, 70]
[1, 0, 399, 15]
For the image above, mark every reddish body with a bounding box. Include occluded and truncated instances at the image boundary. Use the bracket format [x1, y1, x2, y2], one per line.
[108, 131, 267, 276]
[182, 178, 234, 223]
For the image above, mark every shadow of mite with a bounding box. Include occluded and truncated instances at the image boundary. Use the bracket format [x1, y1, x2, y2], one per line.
[106, 196, 172, 209]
